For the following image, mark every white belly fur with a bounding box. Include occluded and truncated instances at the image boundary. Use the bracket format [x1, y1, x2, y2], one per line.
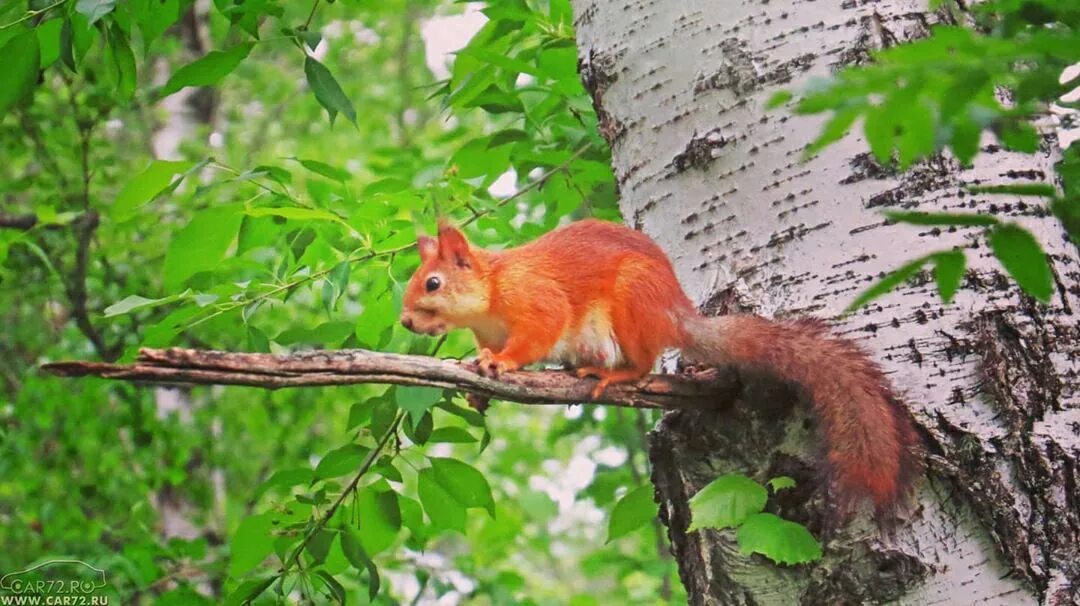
[547, 305, 623, 368]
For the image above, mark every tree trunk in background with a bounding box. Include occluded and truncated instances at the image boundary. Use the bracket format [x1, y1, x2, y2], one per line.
[572, 1, 1080, 604]
[150, 0, 226, 556]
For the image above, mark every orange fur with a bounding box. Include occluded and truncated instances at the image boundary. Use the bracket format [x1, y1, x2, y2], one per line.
[400, 219, 921, 513]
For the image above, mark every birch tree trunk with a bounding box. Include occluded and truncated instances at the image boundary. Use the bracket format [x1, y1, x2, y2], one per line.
[571, 1, 1080, 603]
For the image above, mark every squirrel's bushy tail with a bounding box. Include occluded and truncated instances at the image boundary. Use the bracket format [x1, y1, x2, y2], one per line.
[681, 314, 921, 514]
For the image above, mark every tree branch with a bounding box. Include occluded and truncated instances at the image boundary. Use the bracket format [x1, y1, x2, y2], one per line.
[0, 213, 38, 230]
[59, 210, 120, 360]
[42, 347, 741, 411]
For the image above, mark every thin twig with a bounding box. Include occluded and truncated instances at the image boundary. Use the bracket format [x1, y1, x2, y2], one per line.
[0, 0, 66, 30]
[61, 211, 118, 359]
[280, 409, 403, 576]
[303, 0, 321, 30]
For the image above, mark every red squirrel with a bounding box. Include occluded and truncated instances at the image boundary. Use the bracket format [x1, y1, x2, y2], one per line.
[400, 219, 921, 513]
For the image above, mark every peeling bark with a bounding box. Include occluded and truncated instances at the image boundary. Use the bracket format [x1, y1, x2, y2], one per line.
[573, 0, 1079, 603]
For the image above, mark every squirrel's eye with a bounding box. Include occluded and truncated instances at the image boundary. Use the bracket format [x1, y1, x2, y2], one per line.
[425, 276, 442, 292]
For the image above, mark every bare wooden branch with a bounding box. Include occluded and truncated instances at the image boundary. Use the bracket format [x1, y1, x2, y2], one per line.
[41, 347, 740, 411]
[0, 213, 38, 230]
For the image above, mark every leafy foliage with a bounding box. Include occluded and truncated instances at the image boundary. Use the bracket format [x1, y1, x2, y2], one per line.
[606, 485, 657, 542]
[686, 474, 767, 532]
[0, 0, 676, 602]
[687, 475, 821, 566]
[775, 0, 1078, 307]
[736, 514, 822, 566]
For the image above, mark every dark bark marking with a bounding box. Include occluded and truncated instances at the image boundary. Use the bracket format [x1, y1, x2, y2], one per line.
[920, 310, 1080, 600]
[671, 128, 731, 173]
[650, 373, 931, 605]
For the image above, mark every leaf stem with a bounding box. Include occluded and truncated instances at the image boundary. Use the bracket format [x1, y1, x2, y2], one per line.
[0, 0, 66, 30]
[303, 0, 321, 30]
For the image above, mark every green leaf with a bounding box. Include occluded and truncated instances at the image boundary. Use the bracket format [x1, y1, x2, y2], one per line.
[245, 325, 269, 353]
[341, 528, 381, 600]
[322, 260, 350, 313]
[487, 129, 528, 148]
[766, 90, 793, 109]
[863, 102, 894, 164]
[407, 411, 433, 445]
[932, 250, 966, 304]
[456, 46, 539, 76]
[314, 444, 369, 480]
[346, 401, 373, 431]
[767, 476, 796, 492]
[297, 30, 322, 52]
[304, 56, 357, 126]
[228, 513, 275, 577]
[133, 0, 181, 51]
[114, 160, 194, 219]
[251, 164, 293, 185]
[162, 43, 254, 96]
[804, 106, 860, 158]
[253, 468, 313, 500]
[736, 513, 822, 565]
[987, 224, 1053, 301]
[36, 18, 62, 69]
[418, 468, 466, 533]
[297, 158, 351, 182]
[606, 485, 656, 543]
[395, 386, 442, 426]
[429, 457, 494, 516]
[75, 0, 117, 24]
[897, 101, 935, 168]
[885, 210, 998, 227]
[998, 121, 1039, 153]
[68, 12, 96, 67]
[223, 574, 276, 606]
[369, 400, 396, 439]
[305, 528, 335, 565]
[438, 399, 486, 428]
[355, 488, 401, 555]
[966, 183, 1057, 197]
[107, 23, 136, 102]
[162, 205, 243, 291]
[244, 206, 350, 229]
[687, 474, 768, 532]
[0, 30, 40, 117]
[846, 254, 933, 312]
[314, 570, 346, 604]
[428, 427, 477, 444]
[60, 17, 76, 71]
[950, 114, 981, 166]
[103, 291, 189, 317]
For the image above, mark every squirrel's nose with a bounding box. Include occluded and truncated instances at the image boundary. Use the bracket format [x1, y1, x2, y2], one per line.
[400, 315, 414, 330]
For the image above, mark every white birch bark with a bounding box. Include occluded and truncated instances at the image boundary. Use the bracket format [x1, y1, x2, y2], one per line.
[571, 1, 1080, 603]
[149, 0, 227, 556]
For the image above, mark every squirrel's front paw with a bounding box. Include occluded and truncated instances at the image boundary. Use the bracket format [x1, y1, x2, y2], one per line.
[475, 348, 512, 378]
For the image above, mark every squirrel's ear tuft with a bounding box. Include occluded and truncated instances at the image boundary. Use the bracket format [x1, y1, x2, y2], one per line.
[417, 235, 437, 262]
[437, 223, 472, 268]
